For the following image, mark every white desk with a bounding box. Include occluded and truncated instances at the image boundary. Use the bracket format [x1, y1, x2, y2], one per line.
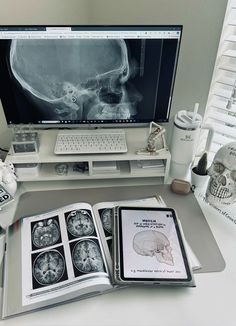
[0, 181, 235, 326]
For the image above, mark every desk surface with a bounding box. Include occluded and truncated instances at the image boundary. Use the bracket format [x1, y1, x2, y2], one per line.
[0, 181, 236, 326]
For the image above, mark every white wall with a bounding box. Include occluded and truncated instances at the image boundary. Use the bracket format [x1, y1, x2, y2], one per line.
[0, 0, 228, 148]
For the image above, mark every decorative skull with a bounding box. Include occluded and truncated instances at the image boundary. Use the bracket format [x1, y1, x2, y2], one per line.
[133, 230, 174, 266]
[206, 142, 236, 206]
[9, 39, 141, 121]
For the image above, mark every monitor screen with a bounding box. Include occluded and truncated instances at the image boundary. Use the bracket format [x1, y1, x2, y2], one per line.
[0, 25, 182, 127]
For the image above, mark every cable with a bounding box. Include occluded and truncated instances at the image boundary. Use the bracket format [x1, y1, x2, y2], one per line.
[0, 147, 8, 152]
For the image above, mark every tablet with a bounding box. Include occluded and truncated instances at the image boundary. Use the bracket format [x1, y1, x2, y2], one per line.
[113, 206, 195, 286]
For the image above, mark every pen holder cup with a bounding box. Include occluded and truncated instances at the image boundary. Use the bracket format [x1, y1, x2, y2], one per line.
[191, 168, 209, 191]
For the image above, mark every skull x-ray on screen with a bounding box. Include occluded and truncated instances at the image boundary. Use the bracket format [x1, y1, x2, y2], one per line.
[0, 26, 182, 126]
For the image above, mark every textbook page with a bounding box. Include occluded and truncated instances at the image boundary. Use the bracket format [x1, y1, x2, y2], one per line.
[21, 202, 111, 306]
[2, 202, 113, 318]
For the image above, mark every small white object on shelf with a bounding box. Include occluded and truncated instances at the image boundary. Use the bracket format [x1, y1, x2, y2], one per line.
[138, 159, 164, 169]
[93, 161, 118, 171]
[15, 163, 40, 178]
[93, 161, 120, 174]
[130, 159, 165, 175]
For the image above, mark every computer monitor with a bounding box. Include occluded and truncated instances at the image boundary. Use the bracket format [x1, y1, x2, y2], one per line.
[0, 25, 182, 128]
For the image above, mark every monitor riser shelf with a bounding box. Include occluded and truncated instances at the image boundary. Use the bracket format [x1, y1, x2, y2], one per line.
[5, 128, 171, 185]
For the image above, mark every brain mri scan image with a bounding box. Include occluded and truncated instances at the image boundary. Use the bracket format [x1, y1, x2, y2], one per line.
[101, 208, 112, 234]
[32, 218, 61, 249]
[72, 239, 104, 274]
[66, 209, 95, 238]
[32, 249, 66, 287]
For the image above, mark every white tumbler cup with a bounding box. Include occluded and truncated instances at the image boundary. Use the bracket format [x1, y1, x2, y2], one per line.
[170, 109, 202, 178]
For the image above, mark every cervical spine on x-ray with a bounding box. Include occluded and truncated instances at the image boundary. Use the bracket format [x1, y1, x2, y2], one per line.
[9, 39, 141, 121]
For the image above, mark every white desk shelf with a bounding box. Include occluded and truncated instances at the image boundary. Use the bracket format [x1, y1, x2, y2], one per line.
[5, 128, 171, 184]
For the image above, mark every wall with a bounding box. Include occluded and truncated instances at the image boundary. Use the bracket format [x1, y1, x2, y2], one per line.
[0, 0, 228, 149]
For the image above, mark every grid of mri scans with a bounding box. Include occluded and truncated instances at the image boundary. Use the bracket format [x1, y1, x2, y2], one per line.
[29, 208, 106, 290]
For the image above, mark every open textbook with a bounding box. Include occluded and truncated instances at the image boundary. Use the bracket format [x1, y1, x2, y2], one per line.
[1, 196, 199, 318]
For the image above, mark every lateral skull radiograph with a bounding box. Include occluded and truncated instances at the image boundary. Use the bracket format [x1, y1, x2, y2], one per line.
[66, 209, 95, 238]
[9, 39, 142, 121]
[133, 230, 174, 266]
[72, 239, 104, 274]
[31, 217, 61, 249]
[32, 249, 67, 288]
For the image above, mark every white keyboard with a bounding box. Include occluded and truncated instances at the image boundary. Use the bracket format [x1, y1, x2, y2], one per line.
[54, 129, 128, 155]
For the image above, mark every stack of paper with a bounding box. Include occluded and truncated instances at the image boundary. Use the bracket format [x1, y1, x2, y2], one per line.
[130, 160, 165, 174]
[93, 161, 120, 174]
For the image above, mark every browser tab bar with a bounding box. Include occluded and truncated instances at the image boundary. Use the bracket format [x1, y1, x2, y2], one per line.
[0, 26, 181, 40]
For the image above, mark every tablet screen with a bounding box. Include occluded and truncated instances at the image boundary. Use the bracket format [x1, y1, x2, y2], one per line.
[118, 207, 192, 282]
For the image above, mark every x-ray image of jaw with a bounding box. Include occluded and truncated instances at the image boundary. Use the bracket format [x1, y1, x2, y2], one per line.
[9, 39, 142, 121]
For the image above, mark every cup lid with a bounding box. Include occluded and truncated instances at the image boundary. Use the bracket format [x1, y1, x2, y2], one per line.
[174, 110, 202, 129]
